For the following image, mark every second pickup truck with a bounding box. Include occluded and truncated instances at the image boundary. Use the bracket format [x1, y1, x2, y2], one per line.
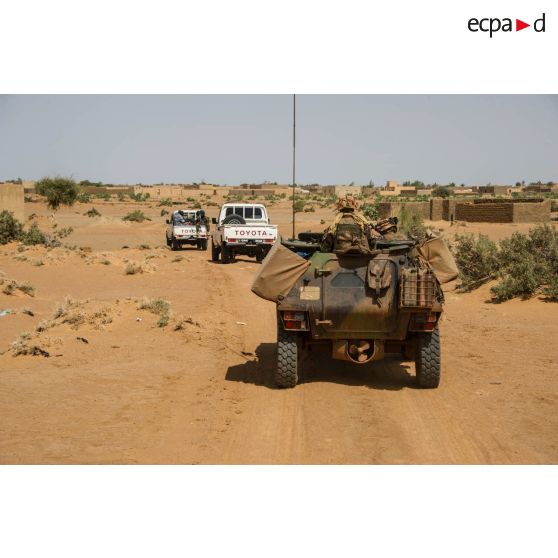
[211, 203, 277, 263]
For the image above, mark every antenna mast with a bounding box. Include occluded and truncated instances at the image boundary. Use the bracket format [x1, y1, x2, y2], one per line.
[292, 94, 296, 239]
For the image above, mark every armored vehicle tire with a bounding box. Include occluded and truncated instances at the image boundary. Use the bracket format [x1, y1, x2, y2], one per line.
[222, 213, 246, 225]
[221, 244, 232, 264]
[275, 330, 298, 388]
[415, 326, 441, 389]
[171, 236, 180, 251]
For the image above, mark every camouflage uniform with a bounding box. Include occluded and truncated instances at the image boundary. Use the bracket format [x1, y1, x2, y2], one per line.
[321, 196, 372, 254]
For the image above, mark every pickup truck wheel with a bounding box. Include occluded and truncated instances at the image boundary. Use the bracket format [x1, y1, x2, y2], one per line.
[221, 244, 232, 264]
[275, 330, 298, 388]
[200, 239, 208, 251]
[415, 326, 441, 388]
[256, 251, 265, 263]
[171, 237, 180, 251]
[211, 240, 220, 261]
[166, 235, 171, 247]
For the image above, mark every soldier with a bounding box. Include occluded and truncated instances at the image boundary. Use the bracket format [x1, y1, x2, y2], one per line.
[320, 195, 372, 254]
[195, 209, 210, 233]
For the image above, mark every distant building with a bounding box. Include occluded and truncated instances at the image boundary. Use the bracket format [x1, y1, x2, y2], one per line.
[379, 180, 416, 197]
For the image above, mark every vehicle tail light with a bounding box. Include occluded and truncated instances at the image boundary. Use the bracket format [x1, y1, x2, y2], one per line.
[410, 312, 438, 332]
[281, 311, 308, 330]
[264, 239, 274, 244]
[227, 238, 237, 243]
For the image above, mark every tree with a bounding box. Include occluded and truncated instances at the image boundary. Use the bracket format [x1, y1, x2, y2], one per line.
[432, 185, 451, 198]
[35, 176, 80, 210]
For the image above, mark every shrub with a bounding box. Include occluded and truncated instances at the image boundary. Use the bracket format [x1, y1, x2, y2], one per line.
[137, 297, 171, 327]
[95, 192, 111, 201]
[84, 207, 101, 218]
[0, 210, 23, 244]
[21, 222, 73, 248]
[122, 210, 150, 223]
[160, 209, 169, 216]
[293, 199, 305, 213]
[35, 176, 80, 210]
[158, 198, 173, 207]
[125, 262, 144, 275]
[21, 222, 48, 246]
[77, 192, 91, 203]
[432, 186, 451, 198]
[452, 234, 499, 291]
[129, 192, 150, 202]
[363, 199, 381, 221]
[398, 206, 428, 242]
[117, 192, 126, 202]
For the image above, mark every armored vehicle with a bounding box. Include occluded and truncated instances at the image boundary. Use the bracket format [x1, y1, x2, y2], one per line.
[252, 206, 458, 389]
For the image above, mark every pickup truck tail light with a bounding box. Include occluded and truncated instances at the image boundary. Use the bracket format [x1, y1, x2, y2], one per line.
[227, 238, 237, 243]
[281, 311, 309, 331]
[264, 239, 274, 244]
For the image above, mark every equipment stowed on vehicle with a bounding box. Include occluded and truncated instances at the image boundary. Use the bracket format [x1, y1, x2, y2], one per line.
[211, 203, 278, 264]
[166, 209, 209, 251]
[251, 202, 459, 390]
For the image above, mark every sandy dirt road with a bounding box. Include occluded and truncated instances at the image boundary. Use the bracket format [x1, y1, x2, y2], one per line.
[1, 198, 557, 463]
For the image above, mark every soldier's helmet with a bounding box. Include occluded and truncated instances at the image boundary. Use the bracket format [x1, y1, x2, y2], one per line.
[336, 195, 359, 212]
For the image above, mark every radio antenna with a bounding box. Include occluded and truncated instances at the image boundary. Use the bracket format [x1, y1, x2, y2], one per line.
[292, 93, 296, 239]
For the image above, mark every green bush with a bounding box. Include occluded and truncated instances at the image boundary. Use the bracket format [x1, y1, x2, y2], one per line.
[363, 198, 381, 221]
[117, 192, 126, 202]
[158, 198, 173, 207]
[122, 210, 150, 222]
[452, 225, 558, 302]
[432, 186, 451, 198]
[21, 222, 73, 248]
[84, 207, 101, 218]
[21, 222, 48, 246]
[129, 192, 150, 202]
[35, 176, 80, 210]
[398, 206, 428, 242]
[0, 210, 23, 244]
[452, 234, 499, 291]
[77, 192, 91, 203]
[95, 192, 111, 201]
[293, 199, 305, 213]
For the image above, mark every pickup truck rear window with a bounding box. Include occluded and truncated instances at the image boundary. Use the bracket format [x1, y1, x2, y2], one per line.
[245, 207, 254, 219]
[254, 207, 262, 219]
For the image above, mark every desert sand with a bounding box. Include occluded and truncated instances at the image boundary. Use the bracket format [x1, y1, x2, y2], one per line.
[1, 195, 557, 464]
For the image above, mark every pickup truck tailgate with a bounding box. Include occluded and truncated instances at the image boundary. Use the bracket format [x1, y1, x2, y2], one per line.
[174, 225, 207, 238]
[223, 225, 277, 243]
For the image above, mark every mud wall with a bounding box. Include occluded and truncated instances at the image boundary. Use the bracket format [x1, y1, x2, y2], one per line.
[0, 183, 25, 222]
[455, 202, 514, 223]
[378, 202, 430, 220]
[513, 199, 551, 222]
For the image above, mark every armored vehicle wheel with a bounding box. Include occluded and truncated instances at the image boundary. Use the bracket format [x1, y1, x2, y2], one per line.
[415, 326, 441, 388]
[275, 329, 298, 388]
[211, 240, 220, 261]
[221, 244, 232, 264]
[171, 236, 180, 251]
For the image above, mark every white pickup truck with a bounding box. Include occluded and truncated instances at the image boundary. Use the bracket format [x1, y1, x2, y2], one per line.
[211, 203, 277, 263]
[166, 210, 209, 251]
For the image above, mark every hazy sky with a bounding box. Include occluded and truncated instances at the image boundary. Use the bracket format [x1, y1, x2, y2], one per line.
[1, 95, 557, 186]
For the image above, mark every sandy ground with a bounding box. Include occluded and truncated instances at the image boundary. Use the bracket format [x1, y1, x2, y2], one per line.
[1, 197, 557, 464]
